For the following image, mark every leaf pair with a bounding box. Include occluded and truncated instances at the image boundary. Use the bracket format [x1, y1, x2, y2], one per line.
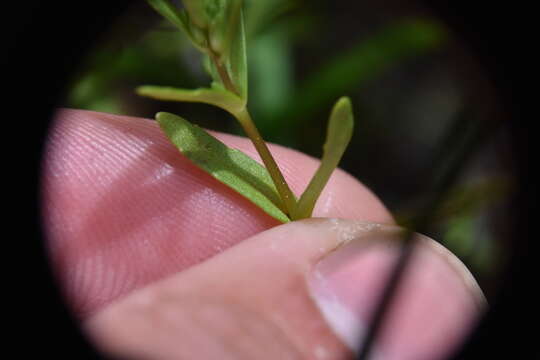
[155, 97, 354, 222]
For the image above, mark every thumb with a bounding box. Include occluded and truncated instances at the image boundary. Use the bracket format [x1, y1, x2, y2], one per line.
[85, 219, 485, 360]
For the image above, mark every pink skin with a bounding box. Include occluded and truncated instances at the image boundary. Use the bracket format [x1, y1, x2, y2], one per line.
[42, 110, 482, 359]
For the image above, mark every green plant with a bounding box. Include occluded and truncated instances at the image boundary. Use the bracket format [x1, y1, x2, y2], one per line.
[138, 0, 354, 222]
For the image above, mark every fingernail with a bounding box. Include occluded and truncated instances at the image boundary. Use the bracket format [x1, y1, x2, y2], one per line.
[308, 224, 486, 359]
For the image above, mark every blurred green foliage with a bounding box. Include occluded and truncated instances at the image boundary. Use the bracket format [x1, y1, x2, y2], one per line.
[255, 18, 447, 142]
[68, 28, 196, 114]
[396, 177, 510, 274]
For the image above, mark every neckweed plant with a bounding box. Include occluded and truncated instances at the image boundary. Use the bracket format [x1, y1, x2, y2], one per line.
[138, 0, 354, 222]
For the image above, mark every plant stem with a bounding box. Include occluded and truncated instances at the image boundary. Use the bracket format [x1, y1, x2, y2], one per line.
[235, 107, 297, 216]
[209, 51, 239, 95]
[207, 47, 297, 217]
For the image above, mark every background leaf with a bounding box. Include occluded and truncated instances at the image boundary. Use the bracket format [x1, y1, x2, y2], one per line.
[260, 18, 446, 141]
[249, 27, 293, 119]
[156, 112, 289, 222]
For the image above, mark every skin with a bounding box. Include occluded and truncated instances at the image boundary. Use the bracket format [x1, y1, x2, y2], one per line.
[41, 110, 483, 359]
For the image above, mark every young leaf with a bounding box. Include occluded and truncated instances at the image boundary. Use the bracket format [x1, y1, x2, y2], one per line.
[209, 0, 242, 61]
[146, 0, 191, 40]
[156, 112, 290, 223]
[292, 97, 354, 219]
[137, 85, 246, 115]
[226, 9, 248, 100]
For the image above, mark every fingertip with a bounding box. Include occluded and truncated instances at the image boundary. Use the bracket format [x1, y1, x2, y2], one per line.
[43, 110, 279, 315]
[85, 219, 483, 360]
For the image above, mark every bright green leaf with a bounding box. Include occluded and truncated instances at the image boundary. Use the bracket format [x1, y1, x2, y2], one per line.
[136, 85, 246, 114]
[156, 112, 290, 223]
[292, 97, 354, 219]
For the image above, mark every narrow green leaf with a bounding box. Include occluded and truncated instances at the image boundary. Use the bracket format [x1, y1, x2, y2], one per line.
[136, 85, 246, 114]
[146, 0, 191, 36]
[209, 0, 242, 60]
[227, 9, 248, 100]
[156, 112, 290, 223]
[292, 97, 354, 219]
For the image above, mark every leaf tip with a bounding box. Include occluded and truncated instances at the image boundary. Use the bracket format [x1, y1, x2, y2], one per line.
[331, 96, 354, 135]
[155, 111, 167, 119]
[335, 96, 353, 113]
[155, 111, 174, 123]
[136, 85, 152, 97]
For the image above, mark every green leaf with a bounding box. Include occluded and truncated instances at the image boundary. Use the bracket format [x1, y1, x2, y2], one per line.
[292, 97, 354, 219]
[146, 0, 210, 50]
[136, 85, 245, 114]
[209, 0, 242, 59]
[156, 112, 290, 223]
[146, 0, 190, 37]
[227, 9, 248, 100]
